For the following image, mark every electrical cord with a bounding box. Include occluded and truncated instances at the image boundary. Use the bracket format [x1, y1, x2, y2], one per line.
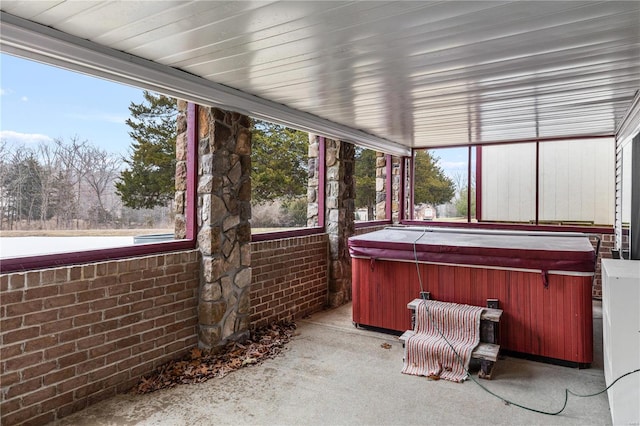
[410, 230, 640, 416]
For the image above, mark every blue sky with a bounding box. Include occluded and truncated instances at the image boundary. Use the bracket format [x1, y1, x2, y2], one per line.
[1, 53, 145, 155]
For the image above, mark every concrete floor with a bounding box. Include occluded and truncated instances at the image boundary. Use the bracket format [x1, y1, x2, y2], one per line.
[54, 302, 611, 426]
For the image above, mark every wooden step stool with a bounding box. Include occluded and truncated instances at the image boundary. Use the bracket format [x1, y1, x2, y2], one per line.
[399, 295, 503, 379]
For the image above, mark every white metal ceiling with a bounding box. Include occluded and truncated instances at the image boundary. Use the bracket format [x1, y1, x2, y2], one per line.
[1, 1, 639, 151]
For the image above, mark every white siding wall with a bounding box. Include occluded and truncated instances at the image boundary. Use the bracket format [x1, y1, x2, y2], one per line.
[481, 143, 536, 222]
[539, 139, 615, 225]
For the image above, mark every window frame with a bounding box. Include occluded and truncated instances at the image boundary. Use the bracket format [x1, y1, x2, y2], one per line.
[0, 103, 198, 274]
[402, 135, 615, 235]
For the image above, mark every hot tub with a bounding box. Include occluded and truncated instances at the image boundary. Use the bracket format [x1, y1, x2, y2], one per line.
[349, 226, 596, 365]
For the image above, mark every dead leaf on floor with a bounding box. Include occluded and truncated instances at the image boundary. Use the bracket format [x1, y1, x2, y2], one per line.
[133, 320, 296, 394]
[380, 343, 392, 350]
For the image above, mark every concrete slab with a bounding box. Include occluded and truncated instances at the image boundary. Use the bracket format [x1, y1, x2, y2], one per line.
[54, 302, 611, 426]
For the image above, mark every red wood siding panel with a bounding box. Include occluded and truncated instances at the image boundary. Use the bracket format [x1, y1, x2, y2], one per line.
[352, 258, 593, 364]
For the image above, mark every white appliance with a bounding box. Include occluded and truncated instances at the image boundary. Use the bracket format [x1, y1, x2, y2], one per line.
[601, 259, 640, 425]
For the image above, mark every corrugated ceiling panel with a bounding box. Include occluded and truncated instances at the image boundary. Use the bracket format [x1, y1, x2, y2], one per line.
[1, 1, 638, 149]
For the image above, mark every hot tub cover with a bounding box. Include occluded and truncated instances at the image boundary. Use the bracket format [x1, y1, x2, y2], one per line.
[348, 227, 596, 274]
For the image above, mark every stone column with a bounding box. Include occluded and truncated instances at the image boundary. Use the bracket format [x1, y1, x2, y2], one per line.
[174, 100, 189, 239]
[325, 138, 355, 307]
[307, 134, 320, 227]
[196, 106, 252, 348]
[391, 155, 402, 223]
[375, 152, 386, 220]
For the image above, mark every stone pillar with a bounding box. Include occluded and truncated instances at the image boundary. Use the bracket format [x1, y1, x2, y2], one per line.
[174, 100, 189, 239]
[196, 106, 252, 348]
[307, 134, 320, 227]
[391, 156, 402, 223]
[375, 152, 386, 220]
[325, 138, 355, 307]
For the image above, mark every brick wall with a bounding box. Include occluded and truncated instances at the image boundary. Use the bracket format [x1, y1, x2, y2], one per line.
[0, 250, 199, 426]
[250, 234, 329, 329]
[591, 233, 614, 299]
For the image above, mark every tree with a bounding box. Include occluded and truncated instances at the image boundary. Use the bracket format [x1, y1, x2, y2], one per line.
[251, 120, 308, 203]
[81, 145, 122, 225]
[115, 91, 177, 209]
[413, 150, 455, 206]
[354, 148, 377, 220]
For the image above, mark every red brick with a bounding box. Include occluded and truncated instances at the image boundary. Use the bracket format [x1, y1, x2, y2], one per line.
[5, 377, 42, 399]
[82, 264, 96, 279]
[73, 312, 103, 327]
[43, 366, 75, 386]
[89, 341, 117, 358]
[59, 303, 90, 318]
[24, 285, 59, 300]
[59, 326, 91, 343]
[40, 391, 74, 413]
[142, 287, 164, 298]
[96, 262, 118, 277]
[1, 397, 21, 415]
[2, 406, 41, 426]
[91, 319, 118, 334]
[90, 297, 118, 311]
[2, 326, 39, 344]
[90, 275, 116, 288]
[6, 300, 42, 317]
[143, 307, 164, 319]
[117, 354, 141, 372]
[77, 357, 106, 374]
[104, 305, 130, 319]
[155, 314, 175, 327]
[88, 364, 117, 382]
[130, 300, 154, 312]
[24, 335, 59, 352]
[69, 266, 83, 281]
[23, 309, 59, 326]
[2, 290, 24, 305]
[1, 371, 21, 387]
[21, 385, 56, 407]
[131, 278, 156, 291]
[58, 351, 88, 368]
[77, 288, 106, 303]
[21, 360, 57, 380]
[104, 370, 129, 388]
[105, 348, 131, 364]
[73, 380, 103, 399]
[59, 280, 89, 294]
[0, 316, 23, 333]
[8, 273, 25, 290]
[54, 268, 69, 283]
[77, 334, 105, 350]
[43, 294, 76, 309]
[108, 283, 131, 296]
[116, 335, 141, 349]
[118, 292, 142, 305]
[118, 312, 143, 327]
[42, 320, 72, 339]
[141, 329, 163, 342]
[44, 342, 75, 360]
[106, 326, 131, 342]
[119, 271, 142, 283]
[131, 320, 153, 334]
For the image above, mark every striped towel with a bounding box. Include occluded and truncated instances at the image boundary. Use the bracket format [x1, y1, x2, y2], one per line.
[402, 299, 483, 382]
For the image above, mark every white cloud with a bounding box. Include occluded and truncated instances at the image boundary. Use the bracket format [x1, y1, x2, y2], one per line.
[0, 130, 53, 145]
[0, 88, 13, 96]
[21, 96, 29, 102]
[64, 112, 127, 124]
